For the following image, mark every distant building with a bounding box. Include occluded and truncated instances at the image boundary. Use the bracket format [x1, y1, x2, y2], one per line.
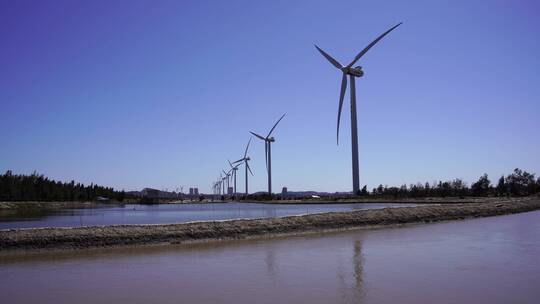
[189, 188, 194, 196]
[141, 188, 160, 199]
[140, 188, 161, 203]
[227, 187, 233, 195]
[193, 188, 199, 195]
[281, 187, 288, 198]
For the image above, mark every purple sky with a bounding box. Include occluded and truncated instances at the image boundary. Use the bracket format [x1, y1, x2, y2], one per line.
[1, 0, 539, 193]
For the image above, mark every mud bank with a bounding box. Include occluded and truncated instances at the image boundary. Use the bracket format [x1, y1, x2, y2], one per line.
[1, 197, 539, 252]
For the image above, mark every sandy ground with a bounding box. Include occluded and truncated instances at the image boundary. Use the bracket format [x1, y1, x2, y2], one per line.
[1, 197, 539, 253]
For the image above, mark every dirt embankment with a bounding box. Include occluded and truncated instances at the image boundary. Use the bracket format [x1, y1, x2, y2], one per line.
[1, 197, 539, 252]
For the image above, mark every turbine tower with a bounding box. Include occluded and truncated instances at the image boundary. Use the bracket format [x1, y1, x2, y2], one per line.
[315, 23, 402, 194]
[250, 114, 286, 194]
[233, 138, 254, 196]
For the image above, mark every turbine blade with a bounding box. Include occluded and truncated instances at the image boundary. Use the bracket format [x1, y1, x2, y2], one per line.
[233, 158, 244, 164]
[244, 137, 252, 158]
[337, 72, 347, 145]
[228, 159, 234, 168]
[315, 45, 343, 69]
[222, 170, 227, 175]
[247, 162, 254, 176]
[250, 131, 266, 141]
[347, 22, 402, 68]
[267, 113, 286, 138]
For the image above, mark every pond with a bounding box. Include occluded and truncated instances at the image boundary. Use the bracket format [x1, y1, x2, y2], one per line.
[0, 202, 417, 229]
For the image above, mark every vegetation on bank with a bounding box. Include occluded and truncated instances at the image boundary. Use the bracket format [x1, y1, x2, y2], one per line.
[0, 171, 126, 202]
[244, 168, 540, 201]
[365, 168, 539, 199]
[1, 168, 538, 203]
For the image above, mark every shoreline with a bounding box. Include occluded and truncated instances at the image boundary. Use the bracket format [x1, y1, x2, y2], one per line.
[0, 201, 124, 210]
[0, 196, 513, 210]
[1, 197, 539, 253]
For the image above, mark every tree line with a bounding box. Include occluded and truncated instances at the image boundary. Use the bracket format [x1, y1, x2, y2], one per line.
[363, 168, 540, 198]
[0, 170, 126, 202]
[1, 168, 538, 202]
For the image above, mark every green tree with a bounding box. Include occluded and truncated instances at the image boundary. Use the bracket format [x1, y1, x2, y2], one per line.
[0, 170, 129, 202]
[471, 174, 491, 196]
[360, 185, 368, 196]
[496, 175, 506, 196]
[506, 168, 535, 196]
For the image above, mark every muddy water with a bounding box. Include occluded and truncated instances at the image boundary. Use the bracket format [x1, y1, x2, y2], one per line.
[0, 202, 416, 229]
[1, 211, 539, 304]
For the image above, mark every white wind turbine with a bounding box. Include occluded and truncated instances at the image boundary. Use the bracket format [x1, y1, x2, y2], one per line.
[228, 160, 241, 195]
[233, 138, 254, 197]
[250, 114, 286, 194]
[315, 23, 402, 194]
[222, 169, 232, 195]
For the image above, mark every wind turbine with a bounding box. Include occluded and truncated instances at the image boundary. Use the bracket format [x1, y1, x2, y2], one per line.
[233, 138, 254, 197]
[228, 160, 240, 195]
[315, 22, 402, 194]
[222, 169, 232, 195]
[219, 172, 226, 195]
[217, 178, 222, 195]
[250, 114, 286, 194]
[221, 176, 226, 195]
[211, 182, 218, 200]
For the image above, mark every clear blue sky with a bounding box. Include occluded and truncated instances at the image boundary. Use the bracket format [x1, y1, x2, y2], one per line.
[1, 0, 539, 193]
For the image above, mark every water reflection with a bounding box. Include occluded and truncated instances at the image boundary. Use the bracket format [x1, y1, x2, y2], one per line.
[337, 240, 365, 303]
[353, 240, 364, 298]
[265, 247, 277, 278]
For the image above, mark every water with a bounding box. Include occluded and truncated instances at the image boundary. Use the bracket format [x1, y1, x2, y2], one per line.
[0, 202, 416, 229]
[1, 211, 539, 303]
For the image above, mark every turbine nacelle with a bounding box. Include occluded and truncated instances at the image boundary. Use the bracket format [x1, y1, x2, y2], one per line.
[343, 66, 364, 77]
[267, 137, 275, 142]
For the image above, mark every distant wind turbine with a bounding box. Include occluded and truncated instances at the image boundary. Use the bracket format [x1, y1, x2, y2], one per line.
[250, 114, 286, 194]
[212, 182, 218, 199]
[222, 170, 231, 194]
[233, 138, 254, 196]
[220, 172, 226, 195]
[315, 22, 402, 194]
[228, 160, 240, 195]
[217, 177, 223, 195]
